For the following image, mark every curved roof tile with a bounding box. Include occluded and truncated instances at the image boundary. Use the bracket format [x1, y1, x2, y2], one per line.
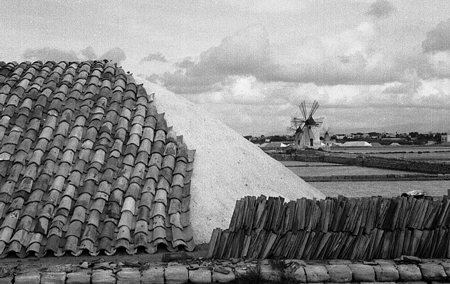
[0, 61, 195, 258]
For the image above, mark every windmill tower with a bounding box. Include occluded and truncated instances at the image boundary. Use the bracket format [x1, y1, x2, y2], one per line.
[323, 126, 332, 151]
[287, 100, 324, 149]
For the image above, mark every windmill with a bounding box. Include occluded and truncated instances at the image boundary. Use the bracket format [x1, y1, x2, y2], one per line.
[322, 126, 332, 150]
[287, 100, 324, 148]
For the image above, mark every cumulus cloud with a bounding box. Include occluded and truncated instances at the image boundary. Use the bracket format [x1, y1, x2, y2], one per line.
[225, 0, 305, 14]
[193, 24, 270, 76]
[422, 18, 450, 53]
[157, 22, 426, 92]
[141, 52, 167, 62]
[269, 22, 437, 86]
[81, 46, 97, 60]
[156, 24, 270, 93]
[264, 51, 409, 86]
[156, 70, 225, 94]
[366, 0, 396, 19]
[23, 47, 79, 62]
[382, 80, 421, 95]
[186, 76, 270, 105]
[149, 21, 450, 132]
[22, 46, 128, 64]
[136, 21, 448, 135]
[175, 57, 195, 69]
[99, 47, 126, 64]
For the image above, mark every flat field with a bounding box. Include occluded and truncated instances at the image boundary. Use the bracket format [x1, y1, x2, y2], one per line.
[281, 146, 450, 197]
[330, 146, 450, 163]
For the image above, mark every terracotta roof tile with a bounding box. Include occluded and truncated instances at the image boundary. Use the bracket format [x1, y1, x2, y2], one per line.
[0, 61, 196, 258]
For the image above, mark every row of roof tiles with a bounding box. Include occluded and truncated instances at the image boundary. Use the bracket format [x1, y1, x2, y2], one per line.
[0, 61, 195, 258]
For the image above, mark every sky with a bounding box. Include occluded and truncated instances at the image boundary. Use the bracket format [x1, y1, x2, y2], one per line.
[1, 0, 450, 135]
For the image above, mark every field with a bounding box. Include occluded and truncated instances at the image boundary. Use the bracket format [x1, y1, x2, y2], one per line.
[282, 145, 450, 198]
[330, 146, 450, 163]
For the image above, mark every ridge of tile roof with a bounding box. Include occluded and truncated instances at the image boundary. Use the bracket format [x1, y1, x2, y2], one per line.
[0, 60, 195, 258]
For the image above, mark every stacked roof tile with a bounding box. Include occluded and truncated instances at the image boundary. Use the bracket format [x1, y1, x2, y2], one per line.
[0, 60, 195, 258]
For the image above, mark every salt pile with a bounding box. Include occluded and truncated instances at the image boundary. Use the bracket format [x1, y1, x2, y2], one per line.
[136, 78, 325, 243]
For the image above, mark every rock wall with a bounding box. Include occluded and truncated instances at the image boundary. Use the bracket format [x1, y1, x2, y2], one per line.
[3, 258, 450, 283]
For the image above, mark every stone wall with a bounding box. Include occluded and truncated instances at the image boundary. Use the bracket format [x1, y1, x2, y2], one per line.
[3, 258, 450, 283]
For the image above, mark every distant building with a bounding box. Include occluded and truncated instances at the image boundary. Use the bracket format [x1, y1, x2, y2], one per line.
[368, 132, 381, 139]
[384, 132, 397, 138]
[442, 133, 450, 143]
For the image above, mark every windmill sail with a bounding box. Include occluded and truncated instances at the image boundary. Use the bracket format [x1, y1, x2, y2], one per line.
[289, 100, 324, 148]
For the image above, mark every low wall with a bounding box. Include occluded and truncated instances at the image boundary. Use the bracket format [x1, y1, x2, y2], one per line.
[362, 156, 450, 174]
[4, 258, 450, 283]
[271, 152, 323, 162]
[208, 195, 450, 260]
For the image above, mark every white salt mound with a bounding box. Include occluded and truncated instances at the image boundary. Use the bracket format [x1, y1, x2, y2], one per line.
[136, 78, 326, 243]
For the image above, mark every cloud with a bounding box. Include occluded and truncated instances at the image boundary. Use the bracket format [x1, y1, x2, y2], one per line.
[156, 24, 270, 93]
[155, 70, 225, 94]
[22, 46, 129, 64]
[366, 0, 396, 19]
[81, 46, 97, 60]
[422, 18, 450, 53]
[160, 22, 423, 91]
[382, 80, 421, 95]
[99, 47, 126, 64]
[267, 22, 416, 86]
[151, 20, 450, 118]
[264, 51, 408, 86]
[23, 47, 79, 62]
[141, 52, 167, 62]
[174, 57, 195, 69]
[193, 24, 270, 76]
[223, 0, 305, 14]
[186, 76, 270, 105]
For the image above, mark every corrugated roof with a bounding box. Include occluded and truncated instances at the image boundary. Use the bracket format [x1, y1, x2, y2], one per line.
[0, 60, 195, 258]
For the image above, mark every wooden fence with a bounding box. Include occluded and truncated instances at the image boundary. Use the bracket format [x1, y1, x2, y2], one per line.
[208, 195, 450, 260]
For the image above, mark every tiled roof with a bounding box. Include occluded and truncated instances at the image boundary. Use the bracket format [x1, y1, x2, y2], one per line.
[0, 60, 195, 258]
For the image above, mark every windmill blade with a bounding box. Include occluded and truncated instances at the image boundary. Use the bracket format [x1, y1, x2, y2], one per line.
[290, 117, 305, 130]
[299, 101, 308, 120]
[314, 117, 325, 124]
[309, 100, 320, 118]
[287, 125, 301, 131]
[291, 117, 305, 123]
[286, 126, 297, 133]
[313, 100, 320, 114]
